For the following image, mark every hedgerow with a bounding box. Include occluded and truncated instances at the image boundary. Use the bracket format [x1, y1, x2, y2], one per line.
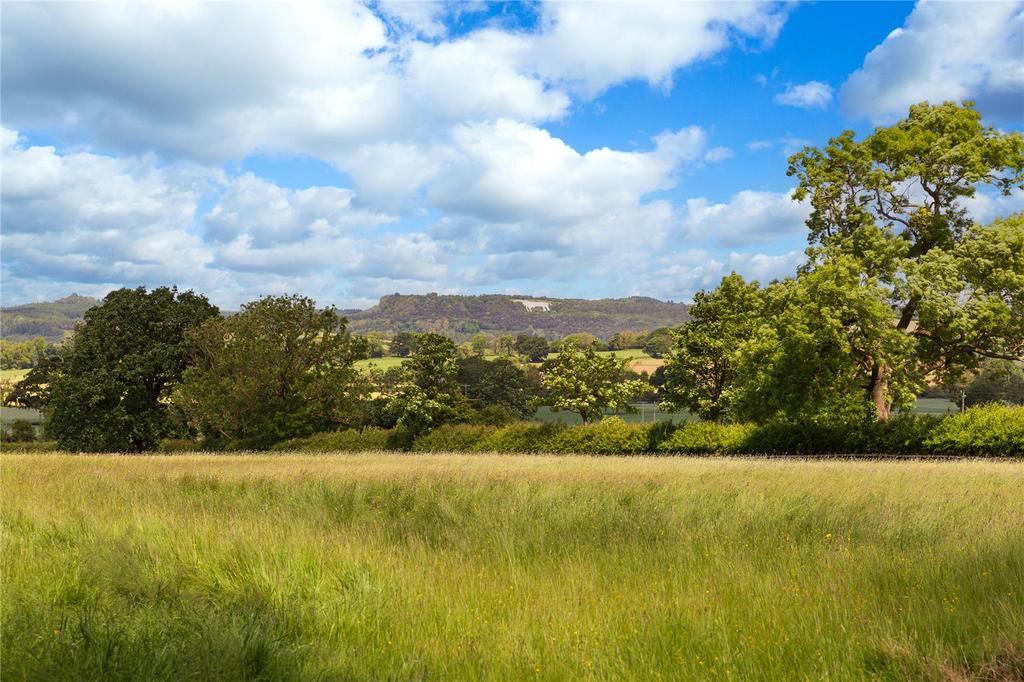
[271, 428, 391, 453]
[924, 404, 1024, 456]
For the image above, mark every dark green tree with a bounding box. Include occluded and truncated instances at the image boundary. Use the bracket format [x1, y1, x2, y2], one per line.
[514, 334, 549, 362]
[390, 332, 419, 357]
[45, 287, 219, 451]
[642, 328, 674, 358]
[457, 356, 537, 418]
[174, 295, 365, 447]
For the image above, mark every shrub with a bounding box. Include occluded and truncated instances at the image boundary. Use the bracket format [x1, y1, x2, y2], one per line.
[0, 440, 58, 452]
[857, 414, 940, 455]
[658, 422, 755, 454]
[742, 421, 862, 455]
[272, 428, 392, 453]
[1, 419, 37, 443]
[924, 404, 1024, 456]
[157, 438, 202, 453]
[413, 424, 498, 452]
[475, 422, 566, 453]
[545, 417, 650, 454]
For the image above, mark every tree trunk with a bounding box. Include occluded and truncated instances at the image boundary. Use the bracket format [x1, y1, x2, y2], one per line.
[867, 364, 891, 421]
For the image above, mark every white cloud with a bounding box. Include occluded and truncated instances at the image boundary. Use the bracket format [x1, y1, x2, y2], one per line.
[773, 81, 833, 109]
[682, 190, 809, 246]
[529, 2, 788, 96]
[0, 128, 215, 293]
[841, 0, 1024, 122]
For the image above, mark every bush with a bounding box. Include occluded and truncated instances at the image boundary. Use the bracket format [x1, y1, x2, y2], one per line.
[412, 424, 498, 452]
[658, 422, 756, 454]
[0, 440, 58, 452]
[545, 417, 650, 454]
[1, 419, 37, 443]
[856, 414, 941, 455]
[924, 404, 1024, 456]
[272, 428, 392, 453]
[157, 438, 202, 453]
[474, 421, 566, 453]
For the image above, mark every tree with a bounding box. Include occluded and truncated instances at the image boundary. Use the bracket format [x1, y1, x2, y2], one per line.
[542, 343, 648, 423]
[470, 332, 492, 357]
[608, 330, 643, 350]
[642, 328, 674, 358]
[174, 295, 365, 447]
[788, 101, 1024, 419]
[390, 332, 419, 357]
[964, 359, 1024, 407]
[384, 332, 468, 436]
[560, 332, 601, 350]
[731, 257, 917, 423]
[0, 337, 49, 369]
[457, 356, 537, 418]
[45, 287, 219, 451]
[660, 274, 764, 421]
[1, 419, 36, 443]
[514, 334, 549, 362]
[6, 347, 61, 409]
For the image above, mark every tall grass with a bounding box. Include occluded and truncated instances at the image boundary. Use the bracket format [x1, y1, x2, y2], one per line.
[2, 453, 1022, 680]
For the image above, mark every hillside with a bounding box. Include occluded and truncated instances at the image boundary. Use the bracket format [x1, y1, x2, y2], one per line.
[348, 293, 689, 340]
[0, 293, 689, 343]
[0, 294, 98, 343]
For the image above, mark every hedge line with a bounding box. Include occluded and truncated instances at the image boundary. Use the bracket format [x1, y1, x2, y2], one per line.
[289, 404, 1024, 457]
[6, 404, 1019, 456]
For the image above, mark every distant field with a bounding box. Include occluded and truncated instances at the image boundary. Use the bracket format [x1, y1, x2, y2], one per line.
[2, 454, 1021, 680]
[0, 368, 29, 383]
[353, 356, 405, 372]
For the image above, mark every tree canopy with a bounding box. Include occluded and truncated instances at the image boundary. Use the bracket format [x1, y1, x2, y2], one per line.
[174, 295, 365, 448]
[45, 287, 219, 451]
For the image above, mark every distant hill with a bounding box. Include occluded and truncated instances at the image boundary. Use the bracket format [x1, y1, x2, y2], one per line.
[0, 294, 99, 343]
[348, 294, 689, 340]
[0, 292, 690, 344]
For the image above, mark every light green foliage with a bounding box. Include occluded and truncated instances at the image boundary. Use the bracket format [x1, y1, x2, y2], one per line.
[383, 333, 468, 436]
[3, 455, 1023, 679]
[543, 344, 648, 423]
[411, 423, 498, 452]
[45, 287, 219, 452]
[544, 416, 649, 454]
[174, 295, 365, 448]
[660, 273, 764, 421]
[786, 101, 1024, 419]
[735, 256, 918, 423]
[657, 422, 756, 454]
[925, 403, 1024, 456]
[0, 337, 49, 369]
[271, 428, 390, 453]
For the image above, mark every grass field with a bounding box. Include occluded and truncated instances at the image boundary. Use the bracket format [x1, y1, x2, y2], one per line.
[2, 453, 1021, 680]
[0, 368, 30, 383]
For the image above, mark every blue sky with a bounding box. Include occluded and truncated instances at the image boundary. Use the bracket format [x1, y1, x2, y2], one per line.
[2, 1, 1022, 309]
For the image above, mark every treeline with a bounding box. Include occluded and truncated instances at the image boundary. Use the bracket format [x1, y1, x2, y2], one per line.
[3, 288, 657, 451]
[4, 101, 1024, 453]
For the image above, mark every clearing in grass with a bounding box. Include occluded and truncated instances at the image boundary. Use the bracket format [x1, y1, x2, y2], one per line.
[1, 453, 1022, 680]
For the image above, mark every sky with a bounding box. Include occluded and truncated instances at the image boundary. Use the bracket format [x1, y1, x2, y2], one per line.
[2, 0, 1022, 309]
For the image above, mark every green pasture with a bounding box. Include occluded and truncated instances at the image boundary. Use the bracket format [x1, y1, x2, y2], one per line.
[2, 453, 1021, 680]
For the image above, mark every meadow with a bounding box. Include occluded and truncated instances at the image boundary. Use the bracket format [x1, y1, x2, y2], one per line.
[2, 453, 1022, 680]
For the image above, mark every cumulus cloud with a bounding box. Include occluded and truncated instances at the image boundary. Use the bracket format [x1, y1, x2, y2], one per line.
[773, 81, 833, 109]
[841, 0, 1024, 122]
[682, 190, 809, 246]
[0, 1, 805, 307]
